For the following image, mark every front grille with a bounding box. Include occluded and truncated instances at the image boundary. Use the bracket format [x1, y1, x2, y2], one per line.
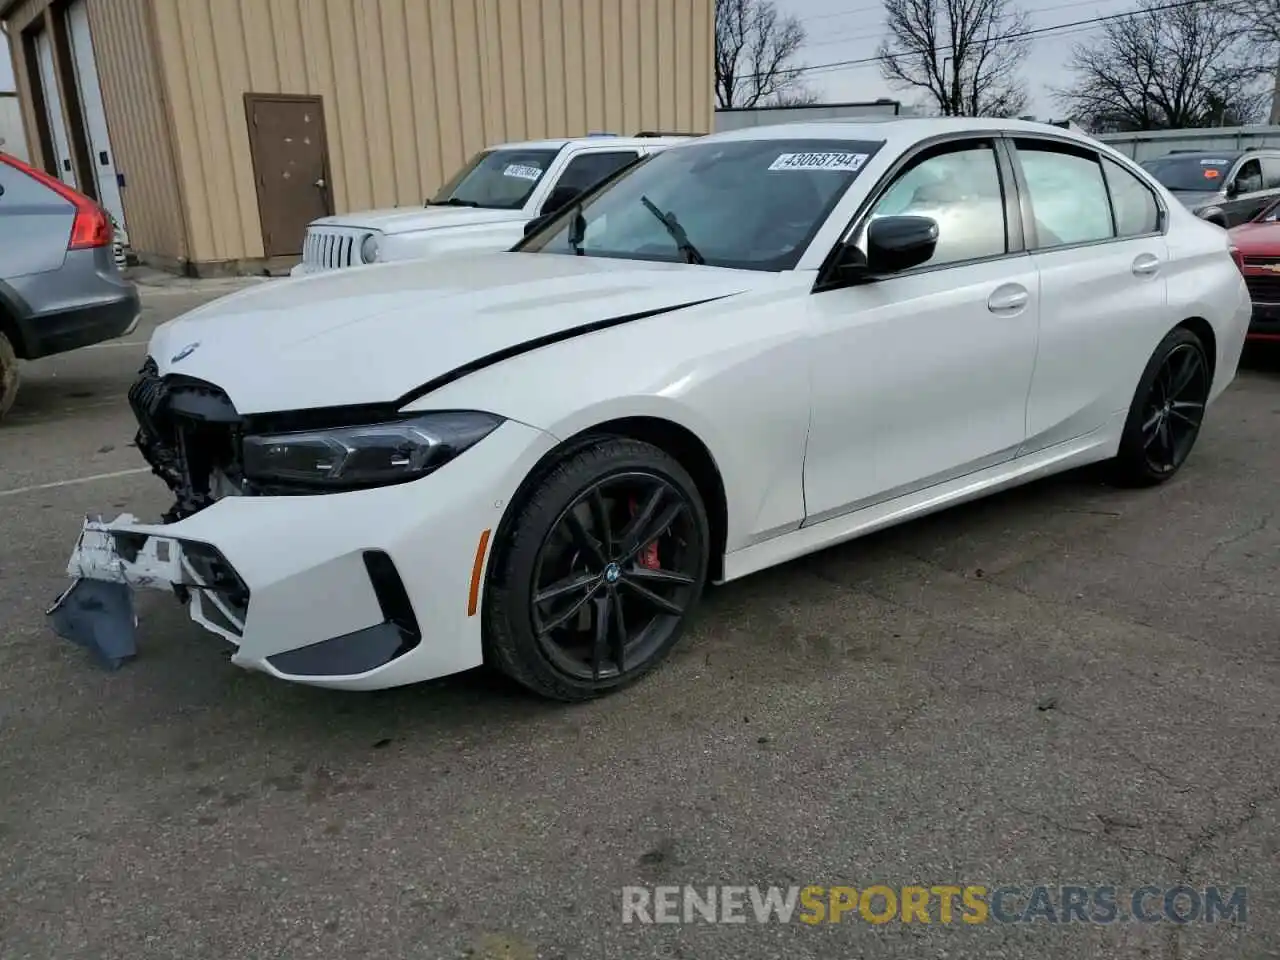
[1244, 255, 1280, 267]
[1245, 274, 1280, 304]
[129, 360, 245, 521]
[302, 228, 367, 270]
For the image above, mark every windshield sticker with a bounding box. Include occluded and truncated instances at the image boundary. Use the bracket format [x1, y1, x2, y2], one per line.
[1201, 159, 1229, 165]
[503, 163, 543, 181]
[768, 152, 870, 172]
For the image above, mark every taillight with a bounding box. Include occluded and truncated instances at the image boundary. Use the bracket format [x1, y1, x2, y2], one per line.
[1229, 244, 1246, 275]
[0, 151, 112, 250]
[68, 203, 111, 249]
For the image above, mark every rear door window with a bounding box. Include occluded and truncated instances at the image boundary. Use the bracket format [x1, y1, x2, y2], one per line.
[1102, 158, 1161, 237]
[1014, 141, 1114, 248]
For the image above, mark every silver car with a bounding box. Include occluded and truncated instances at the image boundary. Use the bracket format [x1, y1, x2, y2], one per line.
[0, 150, 140, 418]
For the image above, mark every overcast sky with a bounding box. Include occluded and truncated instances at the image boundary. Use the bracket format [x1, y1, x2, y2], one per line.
[774, 0, 1131, 117]
[0, 0, 1126, 109]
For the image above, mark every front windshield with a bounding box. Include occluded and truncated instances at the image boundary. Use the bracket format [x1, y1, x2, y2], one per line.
[519, 137, 885, 271]
[429, 147, 562, 210]
[1141, 156, 1231, 193]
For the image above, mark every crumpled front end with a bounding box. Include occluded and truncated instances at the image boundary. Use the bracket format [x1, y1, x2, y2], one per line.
[47, 357, 559, 688]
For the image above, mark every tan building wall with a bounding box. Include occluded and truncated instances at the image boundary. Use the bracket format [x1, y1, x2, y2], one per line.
[151, 0, 714, 266]
[85, 0, 187, 263]
[3, 0, 714, 273]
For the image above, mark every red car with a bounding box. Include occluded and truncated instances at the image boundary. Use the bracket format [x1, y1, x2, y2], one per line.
[1229, 198, 1280, 341]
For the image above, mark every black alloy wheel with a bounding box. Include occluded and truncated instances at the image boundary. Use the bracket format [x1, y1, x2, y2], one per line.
[484, 437, 710, 701]
[1141, 342, 1209, 474]
[1112, 327, 1211, 486]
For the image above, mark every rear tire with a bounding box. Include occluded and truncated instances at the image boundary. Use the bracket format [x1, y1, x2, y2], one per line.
[0, 330, 19, 421]
[483, 437, 710, 702]
[1110, 326, 1211, 487]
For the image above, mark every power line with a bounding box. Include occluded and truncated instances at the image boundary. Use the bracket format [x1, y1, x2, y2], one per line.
[741, 0, 1232, 80]
[802, 0, 1125, 50]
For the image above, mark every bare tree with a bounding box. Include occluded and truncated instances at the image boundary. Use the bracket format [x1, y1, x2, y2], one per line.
[1232, 0, 1280, 121]
[771, 86, 822, 107]
[1054, 0, 1266, 131]
[715, 0, 810, 108]
[877, 0, 1031, 117]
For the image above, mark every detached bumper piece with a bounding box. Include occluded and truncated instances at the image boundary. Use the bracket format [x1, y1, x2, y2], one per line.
[47, 514, 249, 670]
[48, 517, 425, 680]
[47, 580, 137, 670]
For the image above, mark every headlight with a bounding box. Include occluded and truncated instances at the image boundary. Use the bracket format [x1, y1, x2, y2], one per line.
[242, 411, 504, 489]
[361, 234, 380, 263]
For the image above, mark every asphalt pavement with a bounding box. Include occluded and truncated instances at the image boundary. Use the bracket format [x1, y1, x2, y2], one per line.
[1, 283, 1278, 960]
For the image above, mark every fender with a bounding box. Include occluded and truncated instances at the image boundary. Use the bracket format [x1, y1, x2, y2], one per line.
[393, 293, 739, 407]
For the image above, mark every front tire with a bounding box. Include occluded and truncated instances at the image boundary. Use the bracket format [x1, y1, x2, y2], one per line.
[0, 330, 19, 421]
[1110, 326, 1211, 486]
[483, 437, 710, 702]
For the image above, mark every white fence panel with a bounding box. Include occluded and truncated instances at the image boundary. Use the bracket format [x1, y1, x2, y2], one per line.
[1095, 126, 1280, 161]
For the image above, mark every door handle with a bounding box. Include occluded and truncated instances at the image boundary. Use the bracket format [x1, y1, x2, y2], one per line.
[987, 284, 1029, 314]
[314, 178, 327, 189]
[1132, 253, 1160, 278]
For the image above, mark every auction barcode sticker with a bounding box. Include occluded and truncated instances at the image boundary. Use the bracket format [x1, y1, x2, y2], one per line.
[503, 163, 543, 180]
[768, 152, 869, 172]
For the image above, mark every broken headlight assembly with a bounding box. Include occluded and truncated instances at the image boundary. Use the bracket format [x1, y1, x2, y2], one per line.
[241, 410, 504, 490]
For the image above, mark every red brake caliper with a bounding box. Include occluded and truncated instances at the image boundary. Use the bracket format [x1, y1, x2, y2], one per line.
[628, 496, 662, 569]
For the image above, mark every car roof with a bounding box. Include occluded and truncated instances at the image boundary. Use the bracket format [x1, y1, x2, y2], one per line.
[672, 116, 1111, 153]
[492, 135, 693, 151]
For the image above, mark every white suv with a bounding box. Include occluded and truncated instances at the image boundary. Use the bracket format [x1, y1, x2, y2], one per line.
[290, 133, 694, 276]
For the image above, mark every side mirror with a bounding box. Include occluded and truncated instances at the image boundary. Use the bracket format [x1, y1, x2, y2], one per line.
[540, 183, 583, 217]
[865, 215, 939, 274]
[1225, 179, 1241, 198]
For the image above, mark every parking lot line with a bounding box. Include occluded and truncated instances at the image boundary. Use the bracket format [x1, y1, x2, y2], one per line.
[83, 340, 149, 349]
[0, 467, 151, 499]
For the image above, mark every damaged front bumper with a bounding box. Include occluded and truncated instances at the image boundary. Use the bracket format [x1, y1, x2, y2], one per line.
[48, 513, 248, 669]
[44, 418, 559, 690]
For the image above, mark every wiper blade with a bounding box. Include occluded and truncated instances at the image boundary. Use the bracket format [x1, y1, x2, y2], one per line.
[639, 195, 704, 264]
[425, 197, 481, 208]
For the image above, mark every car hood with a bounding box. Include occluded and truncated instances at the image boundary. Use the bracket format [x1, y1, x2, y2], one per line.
[1227, 220, 1280, 254]
[149, 253, 766, 414]
[1165, 189, 1220, 210]
[310, 205, 526, 234]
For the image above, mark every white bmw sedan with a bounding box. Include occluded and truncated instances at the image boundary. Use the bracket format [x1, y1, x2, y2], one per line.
[50, 118, 1250, 701]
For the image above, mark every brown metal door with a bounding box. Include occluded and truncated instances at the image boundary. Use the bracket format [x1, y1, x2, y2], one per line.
[244, 94, 332, 257]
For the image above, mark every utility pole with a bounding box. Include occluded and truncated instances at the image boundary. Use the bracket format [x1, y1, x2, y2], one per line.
[1269, 52, 1280, 124]
[942, 55, 961, 115]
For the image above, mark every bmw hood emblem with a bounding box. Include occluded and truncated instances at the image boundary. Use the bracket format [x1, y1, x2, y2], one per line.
[171, 342, 200, 363]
